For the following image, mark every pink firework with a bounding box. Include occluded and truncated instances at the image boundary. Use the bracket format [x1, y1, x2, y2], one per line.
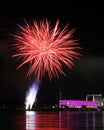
[12, 19, 81, 81]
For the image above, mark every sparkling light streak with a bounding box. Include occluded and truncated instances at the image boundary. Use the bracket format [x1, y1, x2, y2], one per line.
[12, 19, 81, 81]
[25, 80, 40, 110]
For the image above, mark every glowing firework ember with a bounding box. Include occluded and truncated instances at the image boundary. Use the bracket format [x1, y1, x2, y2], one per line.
[25, 80, 40, 110]
[12, 19, 81, 81]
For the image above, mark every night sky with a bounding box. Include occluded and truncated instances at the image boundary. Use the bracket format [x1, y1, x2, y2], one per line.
[0, 0, 103, 105]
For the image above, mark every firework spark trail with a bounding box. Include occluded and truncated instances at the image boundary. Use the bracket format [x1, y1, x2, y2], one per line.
[12, 19, 81, 81]
[25, 80, 40, 110]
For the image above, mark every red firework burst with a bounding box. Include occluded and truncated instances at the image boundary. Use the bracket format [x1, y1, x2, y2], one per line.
[12, 19, 81, 81]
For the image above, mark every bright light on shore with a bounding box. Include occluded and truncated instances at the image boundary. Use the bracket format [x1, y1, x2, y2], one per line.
[25, 80, 40, 110]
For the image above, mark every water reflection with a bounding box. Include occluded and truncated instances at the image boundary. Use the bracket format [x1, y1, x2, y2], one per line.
[86, 112, 95, 130]
[59, 111, 73, 129]
[102, 112, 104, 129]
[25, 111, 104, 130]
[86, 111, 104, 130]
[25, 111, 72, 130]
[0, 111, 104, 130]
[26, 111, 36, 130]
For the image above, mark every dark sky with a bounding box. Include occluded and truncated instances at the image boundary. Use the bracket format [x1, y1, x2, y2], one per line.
[0, 0, 103, 105]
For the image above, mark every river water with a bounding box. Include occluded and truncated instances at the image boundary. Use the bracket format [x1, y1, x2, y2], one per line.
[0, 110, 104, 130]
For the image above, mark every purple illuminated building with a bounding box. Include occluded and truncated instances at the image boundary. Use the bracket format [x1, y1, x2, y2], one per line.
[59, 100, 98, 109]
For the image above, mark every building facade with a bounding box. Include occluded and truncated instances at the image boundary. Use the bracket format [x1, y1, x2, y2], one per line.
[86, 94, 103, 107]
[59, 100, 98, 109]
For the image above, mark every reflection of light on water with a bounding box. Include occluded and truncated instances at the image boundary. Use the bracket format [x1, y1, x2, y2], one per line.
[92, 112, 95, 130]
[59, 111, 72, 129]
[26, 111, 36, 130]
[86, 112, 88, 130]
[86, 112, 95, 130]
[59, 111, 62, 128]
[102, 112, 104, 128]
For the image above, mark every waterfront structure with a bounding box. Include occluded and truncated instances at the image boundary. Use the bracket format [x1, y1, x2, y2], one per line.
[59, 100, 98, 109]
[86, 94, 103, 107]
